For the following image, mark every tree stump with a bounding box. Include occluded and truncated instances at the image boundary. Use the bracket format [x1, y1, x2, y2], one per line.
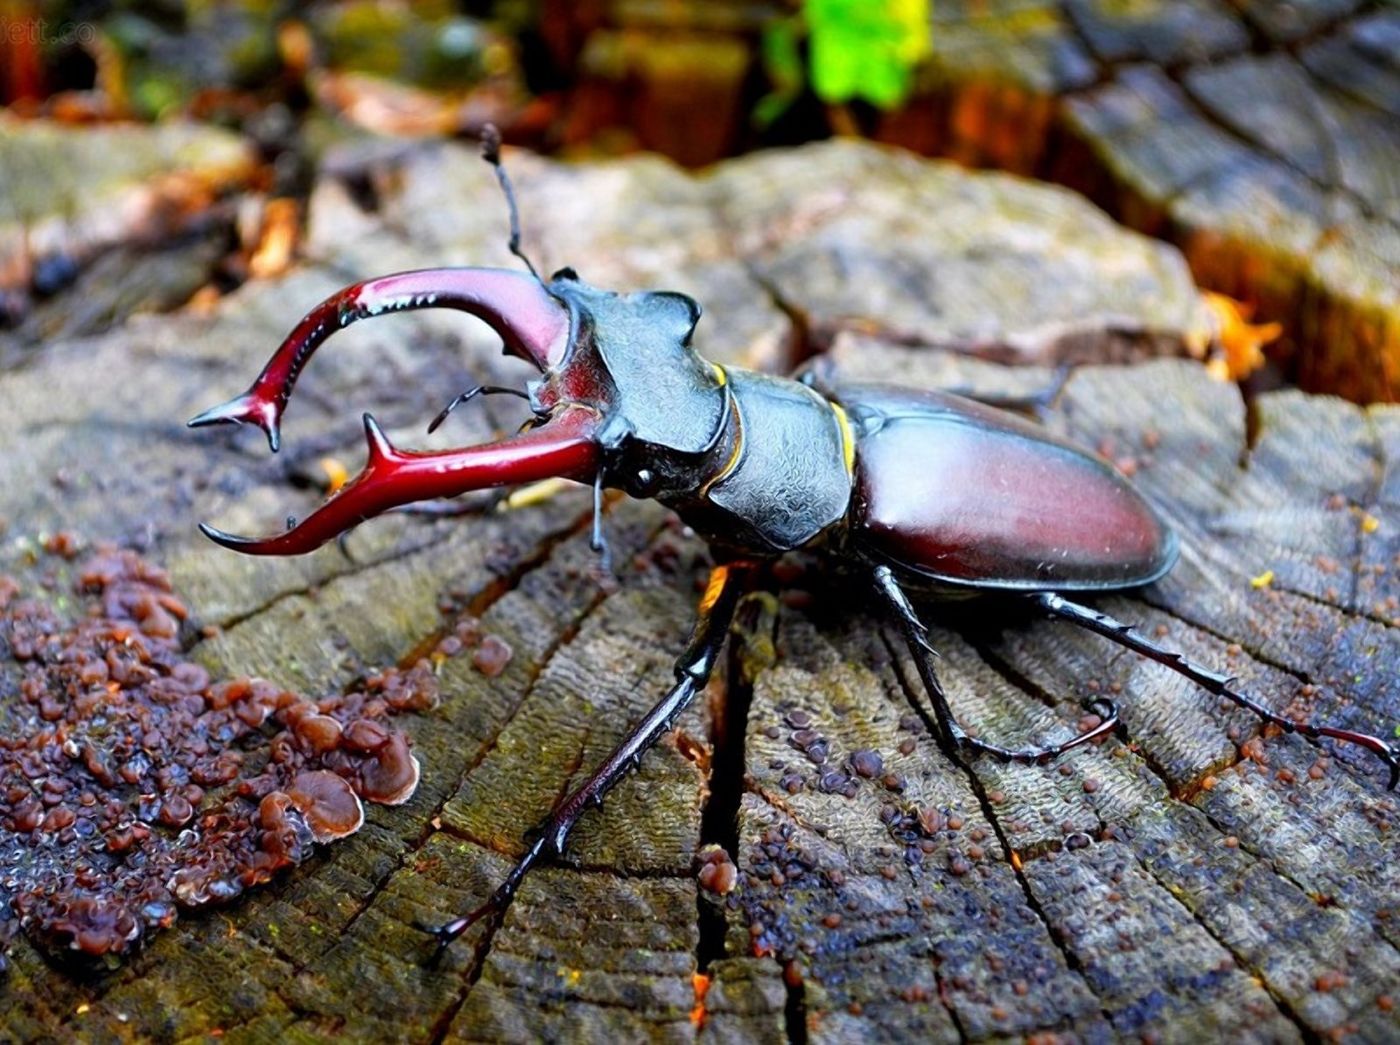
[1, 137, 1397, 1042]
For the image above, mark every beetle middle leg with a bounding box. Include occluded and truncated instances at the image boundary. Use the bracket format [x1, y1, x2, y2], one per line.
[874, 566, 1120, 766]
[1034, 593, 1400, 789]
[419, 561, 754, 961]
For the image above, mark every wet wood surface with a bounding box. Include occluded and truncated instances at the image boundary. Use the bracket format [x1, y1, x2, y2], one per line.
[1, 135, 1397, 1043]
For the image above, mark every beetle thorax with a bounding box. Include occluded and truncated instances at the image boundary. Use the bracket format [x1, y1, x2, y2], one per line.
[532, 276, 733, 496]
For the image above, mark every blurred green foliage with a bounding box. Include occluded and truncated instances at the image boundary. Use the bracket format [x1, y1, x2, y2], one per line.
[758, 0, 930, 125]
[14, 0, 502, 119]
[312, 0, 496, 90]
[808, 0, 930, 107]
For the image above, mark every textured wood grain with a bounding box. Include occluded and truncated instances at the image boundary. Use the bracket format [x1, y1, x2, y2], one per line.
[1, 139, 1396, 1043]
[924, 1, 1399, 402]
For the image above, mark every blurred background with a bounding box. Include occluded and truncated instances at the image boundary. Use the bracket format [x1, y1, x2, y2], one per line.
[1, 0, 1396, 399]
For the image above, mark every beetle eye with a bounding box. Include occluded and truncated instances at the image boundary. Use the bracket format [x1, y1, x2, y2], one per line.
[634, 469, 655, 492]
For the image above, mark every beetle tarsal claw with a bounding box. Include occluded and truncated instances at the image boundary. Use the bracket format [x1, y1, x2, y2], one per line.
[187, 389, 284, 453]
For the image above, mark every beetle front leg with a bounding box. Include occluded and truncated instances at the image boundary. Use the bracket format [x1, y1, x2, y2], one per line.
[1034, 593, 1400, 790]
[874, 567, 1120, 766]
[420, 562, 754, 961]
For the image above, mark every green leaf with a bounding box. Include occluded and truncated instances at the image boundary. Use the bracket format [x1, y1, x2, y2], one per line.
[805, 0, 930, 110]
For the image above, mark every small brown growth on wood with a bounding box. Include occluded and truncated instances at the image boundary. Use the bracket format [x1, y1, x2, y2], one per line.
[0, 543, 430, 966]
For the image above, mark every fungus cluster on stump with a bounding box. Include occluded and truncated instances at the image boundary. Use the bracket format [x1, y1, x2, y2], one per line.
[0, 541, 435, 968]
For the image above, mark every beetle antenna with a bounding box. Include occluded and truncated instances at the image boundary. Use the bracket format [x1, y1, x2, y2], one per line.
[428, 384, 531, 434]
[480, 124, 541, 281]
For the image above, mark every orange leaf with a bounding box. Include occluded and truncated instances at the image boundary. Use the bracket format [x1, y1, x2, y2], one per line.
[1203, 291, 1282, 382]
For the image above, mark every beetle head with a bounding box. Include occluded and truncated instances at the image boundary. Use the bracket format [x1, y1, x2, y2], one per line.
[188, 126, 729, 555]
[187, 265, 729, 554]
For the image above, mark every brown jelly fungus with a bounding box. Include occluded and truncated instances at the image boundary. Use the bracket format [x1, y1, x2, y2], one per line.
[472, 634, 514, 677]
[287, 771, 365, 841]
[0, 542, 427, 968]
[696, 844, 738, 895]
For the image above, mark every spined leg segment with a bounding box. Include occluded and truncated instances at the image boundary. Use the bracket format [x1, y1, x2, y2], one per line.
[874, 566, 1120, 765]
[421, 562, 753, 959]
[1034, 593, 1399, 789]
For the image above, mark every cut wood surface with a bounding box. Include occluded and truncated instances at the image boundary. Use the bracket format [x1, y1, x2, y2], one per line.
[1, 137, 1398, 1043]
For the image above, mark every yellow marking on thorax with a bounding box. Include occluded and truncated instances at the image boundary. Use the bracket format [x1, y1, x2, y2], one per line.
[699, 564, 731, 614]
[830, 402, 856, 478]
[699, 374, 743, 497]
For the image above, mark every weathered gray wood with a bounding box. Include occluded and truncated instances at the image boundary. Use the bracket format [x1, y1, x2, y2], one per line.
[904, 1, 1400, 402]
[1, 139, 1396, 1043]
[1060, 60, 1400, 403]
[1065, 0, 1250, 66]
[706, 144, 1209, 366]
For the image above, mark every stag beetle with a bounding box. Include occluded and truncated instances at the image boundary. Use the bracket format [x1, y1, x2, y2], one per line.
[190, 129, 1398, 956]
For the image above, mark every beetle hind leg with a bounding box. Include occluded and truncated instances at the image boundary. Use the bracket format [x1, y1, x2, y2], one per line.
[874, 566, 1120, 767]
[1035, 593, 1399, 790]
